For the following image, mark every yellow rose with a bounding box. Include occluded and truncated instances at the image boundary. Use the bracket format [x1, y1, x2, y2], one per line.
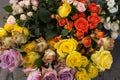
[12, 25, 29, 36]
[0, 28, 7, 38]
[54, 38, 78, 57]
[4, 23, 14, 32]
[23, 52, 40, 68]
[81, 56, 89, 67]
[66, 51, 82, 68]
[91, 47, 113, 71]
[58, 2, 72, 18]
[21, 41, 36, 53]
[75, 68, 89, 80]
[87, 63, 98, 78]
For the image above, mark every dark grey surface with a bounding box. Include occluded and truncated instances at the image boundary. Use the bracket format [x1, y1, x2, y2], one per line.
[0, 0, 120, 80]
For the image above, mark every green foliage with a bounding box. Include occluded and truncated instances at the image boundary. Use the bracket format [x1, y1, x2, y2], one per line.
[4, 5, 12, 13]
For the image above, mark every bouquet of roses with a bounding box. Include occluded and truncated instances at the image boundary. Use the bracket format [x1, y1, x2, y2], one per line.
[0, 0, 114, 80]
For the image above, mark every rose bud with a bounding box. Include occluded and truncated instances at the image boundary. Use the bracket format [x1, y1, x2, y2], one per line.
[34, 37, 48, 52]
[42, 49, 56, 64]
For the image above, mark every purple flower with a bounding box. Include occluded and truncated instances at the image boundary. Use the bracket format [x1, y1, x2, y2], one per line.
[42, 67, 58, 80]
[27, 70, 42, 80]
[0, 49, 23, 72]
[58, 67, 74, 80]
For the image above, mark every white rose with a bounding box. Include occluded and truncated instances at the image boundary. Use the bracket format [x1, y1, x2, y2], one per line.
[111, 22, 119, 31]
[108, 6, 118, 13]
[7, 15, 16, 25]
[27, 12, 33, 17]
[104, 21, 111, 30]
[107, 0, 115, 8]
[20, 14, 27, 20]
[111, 31, 119, 39]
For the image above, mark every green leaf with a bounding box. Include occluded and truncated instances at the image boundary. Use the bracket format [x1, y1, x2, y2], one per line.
[39, 8, 51, 23]
[4, 5, 12, 13]
[61, 29, 69, 37]
[45, 30, 58, 40]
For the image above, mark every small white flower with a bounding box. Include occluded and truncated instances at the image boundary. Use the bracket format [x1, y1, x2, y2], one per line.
[7, 15, 16, 25]
[32, 6, 38, 11]
[73, 0, 78, 6]
[107, 0, 115, 8]
[9, 0, 18, 4]
[111, 31, 119, 39]
[18, 1, 24, 7]
[27, 12, 33, 17]
[108, 5, 118, 13]
[111, 22, 119, 31]
[104, 21, 111, 30]
[20, 14, 27, 20]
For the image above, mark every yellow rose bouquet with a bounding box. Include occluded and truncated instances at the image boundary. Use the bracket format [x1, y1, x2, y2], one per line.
[0, 0, 114, 80]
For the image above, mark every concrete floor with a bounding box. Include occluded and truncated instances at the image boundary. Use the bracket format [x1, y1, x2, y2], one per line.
[0, 0, 120, 80]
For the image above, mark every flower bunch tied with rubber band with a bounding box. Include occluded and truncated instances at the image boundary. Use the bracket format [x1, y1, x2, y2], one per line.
[0, 0, 114, 80]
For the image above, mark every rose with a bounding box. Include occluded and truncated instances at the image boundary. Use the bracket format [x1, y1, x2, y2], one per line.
[42, 67, 58, 80]
[23, 52, 40, 67]
[21, 41, 36, 53]
[0, 28, 7, 38]
[74, 31, 84, 40]
[76, 2, 86, 12]
[82, 37, 91, 48]
[111, 22, 119, 31]
[91, 47, 113, 71]
[77, 0, 86, 4]
[107, 0, 115, 8]
[58, 2, 72, 18]
[66, 51, 82, 68]
[31, 0, 39, 7]
[75, 68, 89, 80]
[27, 70, 42, 80]
[81, 56, 89, 67]
[42, 49, 56, 64]
[88, 13, 101, 25]
[20, 14, 27, 20]
[87, 63, 98, 78]
[58, 18, 68, 26]
[54, 39, 78, 57]
[27, 12, 33, 17]
[64, 21, 73, 32]
[98, 37, 114, 50]
[7, 15, 16, 25]
[58, 67, 74, 80]
[108, 6, 118, 13]
[88, 2, 101, 13]
[74, 17, 88, 33]
[0, 49, 23, 72]
[96, 31, 104, 39]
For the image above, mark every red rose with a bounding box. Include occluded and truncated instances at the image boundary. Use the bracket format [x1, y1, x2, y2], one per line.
[96, 31, 104, 39]
[58, 18, 68, 26]
[88, 3, 101, 13]
[74, 17, 89, 33]
[74, 31, 84, 40]
[88, 13, 101, 25]
[82, 37, 91, 48]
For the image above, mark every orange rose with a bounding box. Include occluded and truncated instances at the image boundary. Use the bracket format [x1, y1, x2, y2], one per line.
[74, 17, 88, 33]
[96, 31, 104, 39]
[58, 18, 68, 26]
[74, 31, 84, 40]
[71, 13, 80, 20]
[82, 37, 91, 48]
[88, 3, 101, 13]
[64, 21, 73, 32]
[89, 23, 97, 29]
[88, 13, 101, 25]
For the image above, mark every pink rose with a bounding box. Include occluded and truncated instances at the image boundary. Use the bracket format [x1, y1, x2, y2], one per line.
[0, 49, 23, 72]
[76, 2, 86, 12]
[31, 0, 39, 7]
[42, 67, 58, 80]
[58, 67, 74, 80]
[27, 70, 42, 80]
[7, 15, 16, 25]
